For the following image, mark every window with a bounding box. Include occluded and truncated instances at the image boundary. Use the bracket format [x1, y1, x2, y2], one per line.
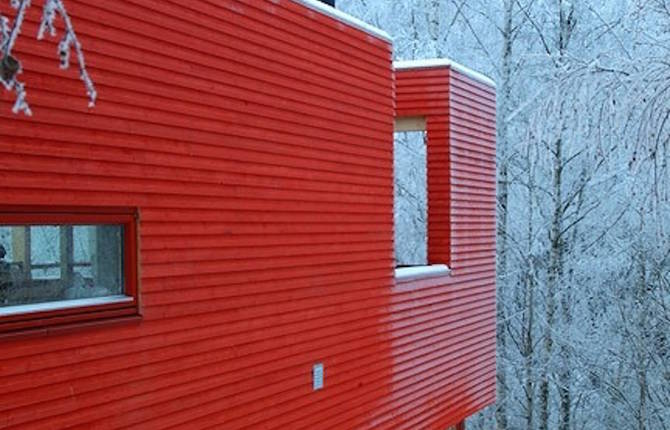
[393, 117, 451, 281]
[0, 207, 139, 335]
[394, 130, 428, 267]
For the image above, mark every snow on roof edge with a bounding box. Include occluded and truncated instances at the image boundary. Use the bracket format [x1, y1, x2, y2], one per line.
[394, 58, 496, 88]
[292, 0, 392, 43]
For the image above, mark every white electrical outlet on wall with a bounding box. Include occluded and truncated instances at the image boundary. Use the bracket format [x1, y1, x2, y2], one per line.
[313, 363, 324, 391]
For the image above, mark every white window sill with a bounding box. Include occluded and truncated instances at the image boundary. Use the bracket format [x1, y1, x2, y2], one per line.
[394, 264, 451, 281]
[0, 295, 133, 317]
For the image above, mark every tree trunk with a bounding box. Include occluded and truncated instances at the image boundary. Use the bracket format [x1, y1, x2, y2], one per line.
[539, 139, 562, 430]
[556, 4, 574, 429]
[540, 3, 574, 429]
[522, 147, 536, 430]
[496, 1, 515, 429]
[635, 234, 648, 430]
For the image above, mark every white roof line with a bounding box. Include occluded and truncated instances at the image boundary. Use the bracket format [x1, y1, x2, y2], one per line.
[394, 58, 496, 88]
[292, 0, 392, 43]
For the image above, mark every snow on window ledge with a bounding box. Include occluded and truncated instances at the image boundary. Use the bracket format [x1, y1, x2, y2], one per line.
[0, 295, 133, 317]
[394, 264, 451, 282]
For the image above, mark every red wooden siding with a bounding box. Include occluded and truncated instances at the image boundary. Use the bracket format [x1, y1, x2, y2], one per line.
[0, 0, 494, 428]
[394, 64, 497, 427]
[395, 67, 452, 265]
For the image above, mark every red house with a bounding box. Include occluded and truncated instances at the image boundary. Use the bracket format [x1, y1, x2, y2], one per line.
[0, 1, 496, 428]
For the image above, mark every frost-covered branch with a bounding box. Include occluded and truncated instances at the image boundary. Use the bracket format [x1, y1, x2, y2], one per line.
[0, 0, 96, 116]
[1, 0, 32, 115]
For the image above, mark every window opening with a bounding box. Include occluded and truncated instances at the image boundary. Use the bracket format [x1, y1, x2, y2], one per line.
[394, 130, 428, 267]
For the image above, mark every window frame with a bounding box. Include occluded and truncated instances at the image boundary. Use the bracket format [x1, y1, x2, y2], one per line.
[0, 206, 139, 336]
[393, 117, 451, 282]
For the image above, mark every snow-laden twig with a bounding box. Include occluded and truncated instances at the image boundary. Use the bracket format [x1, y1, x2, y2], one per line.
[11, 78, 30, 114]
[0, 16, 10, 70]
[0, 15, 11, 85]
[42, 0, 96, 107]
[37, 0, 56, 40]
[2, 0, 30, 57]
[0, 0, 96, 115]
[1, 0, 32, 115]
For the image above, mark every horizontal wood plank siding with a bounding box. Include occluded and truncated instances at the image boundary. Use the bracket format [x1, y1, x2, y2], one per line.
[393, 65, 497, 428]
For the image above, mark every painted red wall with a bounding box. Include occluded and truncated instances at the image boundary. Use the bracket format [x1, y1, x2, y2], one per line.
[0, 1, 494, 428]
[394, 65, 497, 427]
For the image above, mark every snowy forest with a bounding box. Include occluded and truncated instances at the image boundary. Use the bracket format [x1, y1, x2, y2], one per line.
[340, 0, 670, 429]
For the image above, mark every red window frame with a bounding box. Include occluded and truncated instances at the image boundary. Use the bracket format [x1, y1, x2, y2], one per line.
[0, 206, 140, 337]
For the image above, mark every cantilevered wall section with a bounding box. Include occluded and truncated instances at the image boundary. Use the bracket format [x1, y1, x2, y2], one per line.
[393, 60, 497, 427]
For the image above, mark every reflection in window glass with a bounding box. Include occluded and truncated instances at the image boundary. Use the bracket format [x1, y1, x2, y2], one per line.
[30, 226, 60, 280]
[0, 225, 124, 307]
[73, 226, 93, 279]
